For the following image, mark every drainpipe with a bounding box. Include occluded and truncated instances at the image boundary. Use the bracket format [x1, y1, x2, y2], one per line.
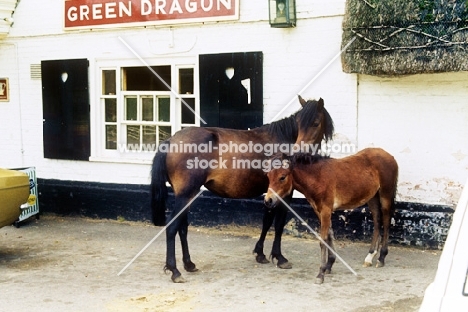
[5, 42, 25, 165]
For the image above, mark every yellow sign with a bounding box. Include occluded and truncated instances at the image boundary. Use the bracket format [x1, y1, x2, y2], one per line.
[27, 194, 37, 206]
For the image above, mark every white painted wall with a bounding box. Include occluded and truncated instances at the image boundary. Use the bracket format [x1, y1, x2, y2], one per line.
[357, 73, 468, 206]
[0, 43, 23, 166]
[0, 0, 466, 207]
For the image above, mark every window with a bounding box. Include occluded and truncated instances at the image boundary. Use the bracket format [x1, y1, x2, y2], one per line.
[178, 67, 196, 128]
[122, 94, 171, 149]
[93, 54, 263, 163]
[94, 59, 198, 162]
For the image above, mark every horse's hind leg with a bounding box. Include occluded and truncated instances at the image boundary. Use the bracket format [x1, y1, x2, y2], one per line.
[364, 196, 381, 267]
[376, 196, 394, 268]
[178, 212, 198, 273]
[165, 212, 184, 283]
[253, 209, 275, 264]
[165, 196, 193, 283]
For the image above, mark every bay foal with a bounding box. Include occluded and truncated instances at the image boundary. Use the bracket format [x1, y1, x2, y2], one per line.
[264, 148, 398, 284]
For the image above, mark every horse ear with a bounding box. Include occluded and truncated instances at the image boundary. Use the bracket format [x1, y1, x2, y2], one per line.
[317, 98, 324, 108]
[298, 95, 307, 107]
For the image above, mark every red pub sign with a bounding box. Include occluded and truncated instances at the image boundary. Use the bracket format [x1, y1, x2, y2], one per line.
[64, 0, 239, 29]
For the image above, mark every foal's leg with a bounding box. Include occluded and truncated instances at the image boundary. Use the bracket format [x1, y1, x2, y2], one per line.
[324, 228, 336, 274]
[363, 196, 381, 267]
[376, 197, 393, 268]
[253, 209, 275, 264]
[178, 211, 198, 273]
[316, 209, 332, 284]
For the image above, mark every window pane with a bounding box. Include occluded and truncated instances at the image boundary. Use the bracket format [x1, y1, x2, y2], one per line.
[127, 125, 140, 147]
[143, 126, 156, 146]
[181, 98, 195, 124]
[105, 125, 117, 149]
[142, 97, 154, 121]
[125, 97, 138, 121]
[105, 98, 117, 122]
[122, 66, 171, 91]
[158, 97, 170, 122]
[102, 70, 116, 95]
[179, 68, 194, 94]
[159, 126, 171, 142]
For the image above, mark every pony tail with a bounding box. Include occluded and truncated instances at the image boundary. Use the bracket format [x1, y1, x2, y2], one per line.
[150, 142, 169, 226]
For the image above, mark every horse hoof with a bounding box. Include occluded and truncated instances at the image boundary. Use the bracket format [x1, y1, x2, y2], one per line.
[362, 262, 372, 268]
[277, 261, 292, 269]
[255, 255, 270, 264]
[172, 275, 187, 283]
[376, 260, 384, 268]
[272, 255, 292, 269]
[315, 277, 324, 284]
[184, 262, 199, 272]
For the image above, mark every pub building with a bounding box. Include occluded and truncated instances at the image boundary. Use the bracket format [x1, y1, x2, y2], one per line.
[0, 1, 466, 247]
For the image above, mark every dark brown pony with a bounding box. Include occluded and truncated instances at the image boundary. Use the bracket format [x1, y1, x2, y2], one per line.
[264, 148, 398, 284]
[151, 96, 334, 282]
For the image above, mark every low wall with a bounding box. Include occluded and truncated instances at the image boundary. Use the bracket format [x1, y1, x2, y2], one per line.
[36, 179, 453, 249]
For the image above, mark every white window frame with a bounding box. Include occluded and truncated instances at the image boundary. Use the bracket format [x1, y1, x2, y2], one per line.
[90, 57, 199, 164]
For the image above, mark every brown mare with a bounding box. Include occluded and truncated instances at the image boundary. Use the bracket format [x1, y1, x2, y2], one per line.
[264, 148, 398, 284]
[151, 96, 334, 282]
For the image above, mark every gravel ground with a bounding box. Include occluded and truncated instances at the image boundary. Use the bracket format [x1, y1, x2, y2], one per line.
[0, 215, 440, 312]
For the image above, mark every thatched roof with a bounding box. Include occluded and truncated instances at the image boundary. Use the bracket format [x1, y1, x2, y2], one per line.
[341, 0, 468, 76]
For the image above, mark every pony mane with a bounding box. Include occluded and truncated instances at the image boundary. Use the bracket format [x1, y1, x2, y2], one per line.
[269, 152, 330, 169]
[290, 152, 330, 166]
[264, 113, 298, 142]
[263, 99, 335, 142]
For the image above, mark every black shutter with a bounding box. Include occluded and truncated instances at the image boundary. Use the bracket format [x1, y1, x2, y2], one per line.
[41, 59, 90, 160]
[199, 52, 263, 130]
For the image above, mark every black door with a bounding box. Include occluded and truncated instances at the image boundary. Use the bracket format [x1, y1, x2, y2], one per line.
[199, 52, 263, 130]
[42, 59, 90, 160]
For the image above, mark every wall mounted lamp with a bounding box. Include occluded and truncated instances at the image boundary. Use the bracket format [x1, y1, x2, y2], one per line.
[268, 0, 296, 28]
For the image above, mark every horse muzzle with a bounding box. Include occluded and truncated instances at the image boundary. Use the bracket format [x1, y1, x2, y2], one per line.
[264, 193, 279, 209]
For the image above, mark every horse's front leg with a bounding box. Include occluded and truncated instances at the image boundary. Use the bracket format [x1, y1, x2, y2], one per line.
[270, 203, 292, 269]
[316, 241, 328, 284]
[324, 228, 336, 274]
[253, 209, 275, 264]
[316, 210, 331, 284]
[178, 211, 198, 273]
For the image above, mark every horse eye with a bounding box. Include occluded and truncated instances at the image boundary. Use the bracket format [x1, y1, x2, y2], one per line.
[279, 176, 286, 181]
